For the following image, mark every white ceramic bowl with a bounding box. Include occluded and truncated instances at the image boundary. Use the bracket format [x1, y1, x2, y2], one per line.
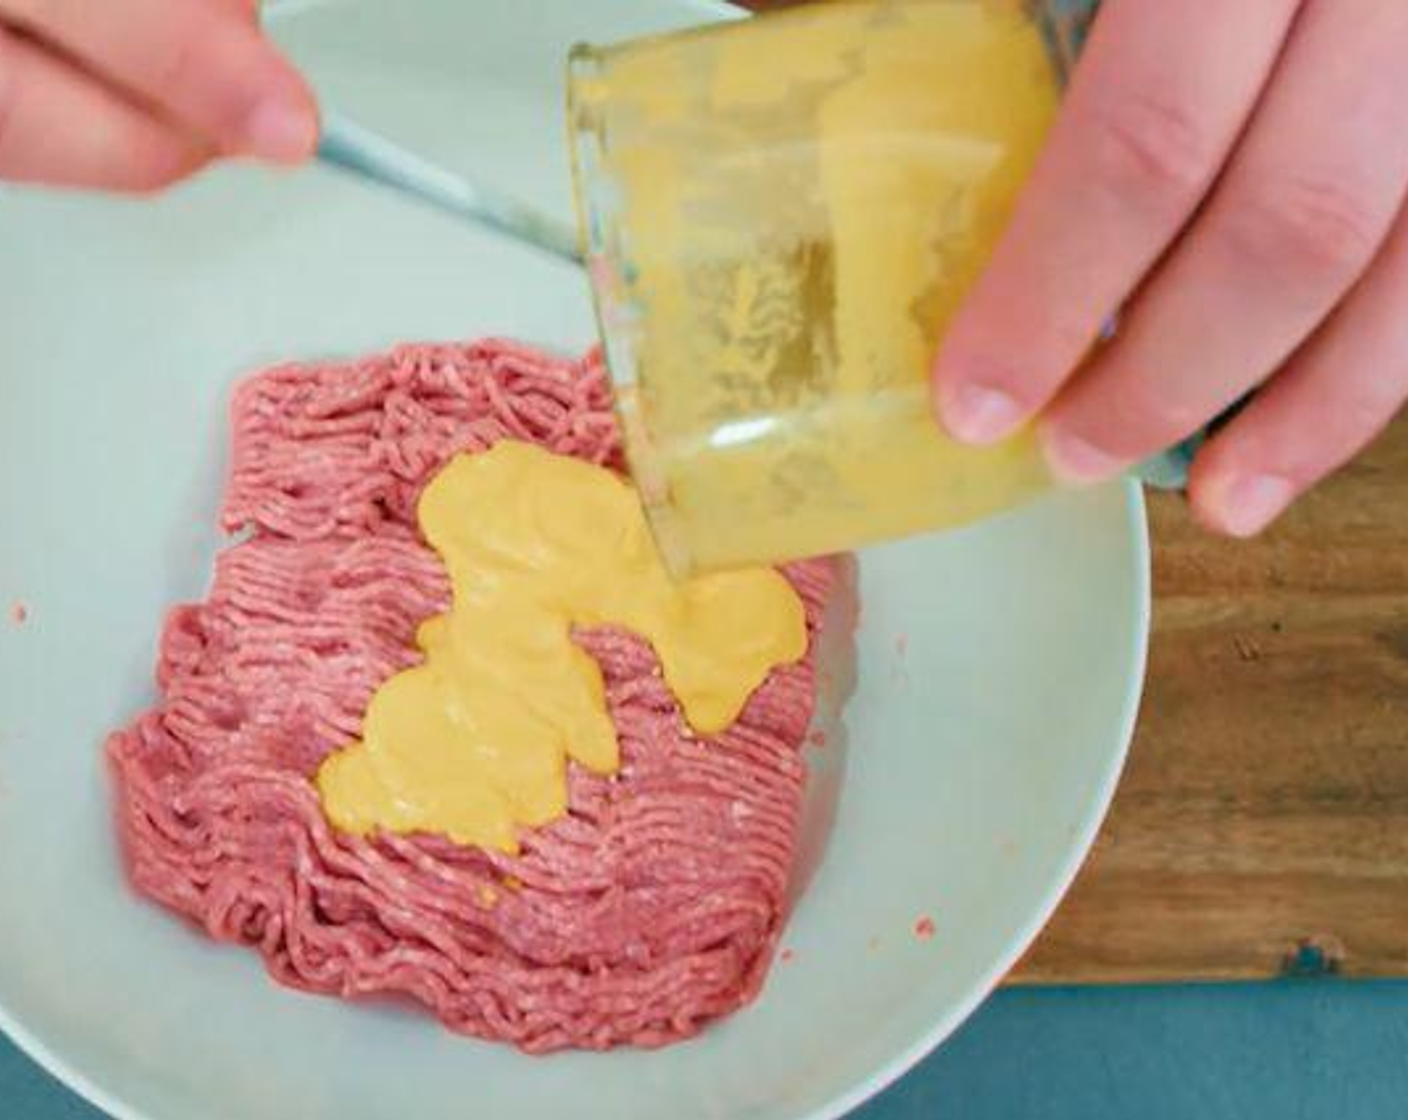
[0, 1, 1149, 1117]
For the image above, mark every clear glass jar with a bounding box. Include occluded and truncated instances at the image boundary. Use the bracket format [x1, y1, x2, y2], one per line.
[569, 0, 1099, 576]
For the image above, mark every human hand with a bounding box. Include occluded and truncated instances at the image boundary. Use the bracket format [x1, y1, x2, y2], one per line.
[933, 0, 1408, 536]
[0, 0, 316, 192]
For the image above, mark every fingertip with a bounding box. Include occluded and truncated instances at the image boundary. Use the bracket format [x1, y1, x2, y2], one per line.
[215, 20, 320, 163]
[1039, 422, 1127, 485]
[934, 379, 1026, 445]
[1189, 462, 1296, 538]
[237, 35, 319, 164]
[241, 91, 318, 164]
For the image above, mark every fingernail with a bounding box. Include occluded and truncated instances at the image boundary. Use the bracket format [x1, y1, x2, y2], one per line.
[244, 96, 317, 163]
[1042, 427, 1125, 483]
[941, 383, 1025, 445]
[1204, 472, 1294, 537]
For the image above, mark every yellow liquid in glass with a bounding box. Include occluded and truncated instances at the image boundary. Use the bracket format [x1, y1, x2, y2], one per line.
[571, 0, 1064, 574]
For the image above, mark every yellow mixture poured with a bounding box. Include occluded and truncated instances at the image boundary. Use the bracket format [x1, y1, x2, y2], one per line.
[315, 441, 807, 853]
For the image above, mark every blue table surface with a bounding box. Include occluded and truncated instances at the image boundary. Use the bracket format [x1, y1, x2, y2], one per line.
[4, 979, 1405, 1118]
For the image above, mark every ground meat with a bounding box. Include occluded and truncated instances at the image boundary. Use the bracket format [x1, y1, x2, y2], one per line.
[106, 339, 834, 1052]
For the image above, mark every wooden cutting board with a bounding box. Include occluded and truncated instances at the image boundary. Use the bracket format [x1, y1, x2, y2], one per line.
[1014, 416, 1408, 983]
[739, 0, 1408, 981]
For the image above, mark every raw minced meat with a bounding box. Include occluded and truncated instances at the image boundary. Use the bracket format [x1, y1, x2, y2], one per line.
[107, 339, 834, 1052]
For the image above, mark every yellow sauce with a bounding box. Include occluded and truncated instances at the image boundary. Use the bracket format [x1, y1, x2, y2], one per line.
[315, 440, 807, 853]
[571, 0, 1062, 574]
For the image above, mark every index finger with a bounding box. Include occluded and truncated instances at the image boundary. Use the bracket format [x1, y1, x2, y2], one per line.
[932, 0, 1298, 445]
[0, 0, 317, 162]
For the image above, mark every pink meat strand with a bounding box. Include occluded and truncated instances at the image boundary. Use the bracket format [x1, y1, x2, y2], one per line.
[107, 339, 834, 1052]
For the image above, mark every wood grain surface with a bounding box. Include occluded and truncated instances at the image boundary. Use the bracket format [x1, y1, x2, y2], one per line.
[737, 0, 1408, 982]
[1014, 416, 1408, 983]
